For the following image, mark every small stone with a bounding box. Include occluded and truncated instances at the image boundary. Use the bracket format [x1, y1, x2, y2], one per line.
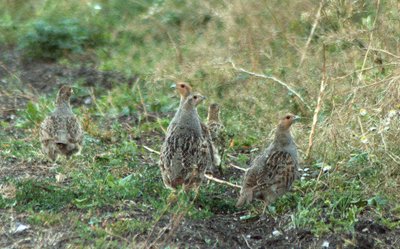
[323, 165, 332, 172]
[55, 173, 66, 183]
[321, 240, 329, 248]
[388, 110, 397, 118]
[359, 108, 367, 116]
[13, 223, 30, 233]
[272, 229, 282, 236]
[84, 97, 92, 105]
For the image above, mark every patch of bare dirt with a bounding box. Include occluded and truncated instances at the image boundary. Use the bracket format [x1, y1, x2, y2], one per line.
[0, 46, 137, 120]
[0, 158, 57, 181]
[143, 210, 400, 248]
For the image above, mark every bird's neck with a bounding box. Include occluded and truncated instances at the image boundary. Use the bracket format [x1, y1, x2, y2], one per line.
[56, 101, 71, 112]
[207, 112, 219, 123]
[273, 125, 292, 146]
[179, 95, 189, 107]
[179, 106, 201, 130]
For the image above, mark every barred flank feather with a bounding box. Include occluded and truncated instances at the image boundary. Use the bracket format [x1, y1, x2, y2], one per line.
[159, 93, 211, 190]
[39, 85, 83, 161]
[237, 114, 299, 208]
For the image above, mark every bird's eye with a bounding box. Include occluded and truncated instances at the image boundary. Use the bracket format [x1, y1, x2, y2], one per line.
[286, 116, 291, 119]
[180, 85, 185, 88]
[193, 96, 198, 100]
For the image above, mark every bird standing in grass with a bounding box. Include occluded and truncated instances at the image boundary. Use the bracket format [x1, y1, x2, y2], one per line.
[170, 82, 221, 174]
[236, 114, 300, 214]
[39, 85, 83, 161]
[159, 93, 212, 190]
[207, 103, 229, 172]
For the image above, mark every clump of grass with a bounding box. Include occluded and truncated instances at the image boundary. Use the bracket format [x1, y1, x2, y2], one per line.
[18, 18, 104, 60]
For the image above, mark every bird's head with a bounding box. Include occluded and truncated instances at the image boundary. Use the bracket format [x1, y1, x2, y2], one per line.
[56, 85, 73, 104]
[279, 113, 300, 130]
[173, 82, 192, 98]
[184, 93, 206, 109]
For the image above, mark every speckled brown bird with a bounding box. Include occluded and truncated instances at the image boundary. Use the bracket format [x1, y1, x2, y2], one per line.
[207, 103, 229, 171]
[236, 114, 300, 213]
[159, 93, 212, 190]
[39, 85, 83, 161]
[170, 82, 221, 174]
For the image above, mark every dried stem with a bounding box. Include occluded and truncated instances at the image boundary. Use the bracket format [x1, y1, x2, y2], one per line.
[299, 0, 324, 67]
[229, 59, 312, 112]
[349, 0, 381, 105]
[204, 174, 242, 189]
[306, 45, 327, 160]
[229, 163, 247, 171]
[135, 78, 149, 122]
[142, 145, 160, 155]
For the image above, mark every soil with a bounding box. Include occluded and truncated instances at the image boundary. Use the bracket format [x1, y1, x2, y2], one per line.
[1, 47, 399, 249]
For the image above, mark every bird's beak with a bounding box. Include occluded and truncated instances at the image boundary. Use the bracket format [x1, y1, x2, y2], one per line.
[293, 115, 301, 122]
[202, 96, 207, 100]
[170, 83, 176, 89]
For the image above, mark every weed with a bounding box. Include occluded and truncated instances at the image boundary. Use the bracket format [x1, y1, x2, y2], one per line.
[18, 18, 103, 60]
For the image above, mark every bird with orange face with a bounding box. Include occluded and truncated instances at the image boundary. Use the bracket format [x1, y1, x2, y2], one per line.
[236, 114, 300, 214]
[169, 82, 221, 174]
[159, 93, 211, 189]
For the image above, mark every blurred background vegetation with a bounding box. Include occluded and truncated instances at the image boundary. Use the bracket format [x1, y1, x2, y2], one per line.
[0, 0, 399, 246]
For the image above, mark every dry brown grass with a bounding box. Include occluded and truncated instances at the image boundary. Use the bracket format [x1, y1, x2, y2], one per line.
[140, 0, 400, 199]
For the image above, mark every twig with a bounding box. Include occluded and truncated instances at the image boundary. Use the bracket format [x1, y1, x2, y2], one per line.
[299, 0, 324, 67]
[157, 117, 167, 135]
[366, 47, 400, 59]
[152, 186, 202, 248]
[229, 163, 247, 171]
[306, 45, 327, 160]
[357, 116, 369, 151]
[349, 0, 380, 105]
[142, 145, 160, 155]
[103, 228, 131, 244]
[242, 234, 254, 249]
[142, 202, 172, 249]
[89, 87, 104, 117]
[135, 78, 149, 122]
[204, 174, 241, 189]
[228, 59, 312, 112]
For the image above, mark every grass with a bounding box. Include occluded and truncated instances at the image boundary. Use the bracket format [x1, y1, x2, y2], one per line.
[1, 0, 399, 247]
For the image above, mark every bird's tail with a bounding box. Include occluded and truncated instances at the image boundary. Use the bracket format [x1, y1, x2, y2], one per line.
[55, 131, 68, 144]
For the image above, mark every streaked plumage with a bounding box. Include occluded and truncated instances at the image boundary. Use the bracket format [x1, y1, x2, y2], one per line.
[236, 114, 299, 211]
[160, 93, 212, 189]
[39, 85, 83, 161]
[170, 82, 220, 174]
[207, 103, 229, 170]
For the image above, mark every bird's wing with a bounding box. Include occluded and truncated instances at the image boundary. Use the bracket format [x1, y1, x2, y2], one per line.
[200, 122, 220, 168]
[255, 151, 296, 192]
[67, 115, 83, 144]
[39, 116, 56, 142]
[160, 126, 206, 186]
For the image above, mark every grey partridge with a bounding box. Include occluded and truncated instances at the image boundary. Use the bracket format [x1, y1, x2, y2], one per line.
[39, 85, 83, 161]
[207, 103, 229, 170]
[236, 114, 299, 213]
[159, 93, 212, 190]
[170, 82, 221, 174]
